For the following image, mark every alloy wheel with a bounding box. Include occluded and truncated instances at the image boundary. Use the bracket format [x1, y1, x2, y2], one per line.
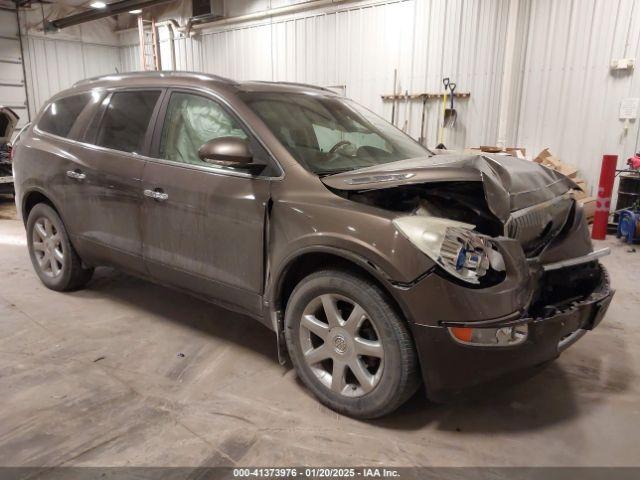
[32, 216, 64, 278]
[299, 293, 384, 397]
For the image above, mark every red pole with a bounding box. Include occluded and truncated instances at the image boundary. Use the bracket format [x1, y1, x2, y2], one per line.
[592, 154, 618, 240]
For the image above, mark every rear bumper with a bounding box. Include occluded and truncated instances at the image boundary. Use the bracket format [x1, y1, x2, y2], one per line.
[408, 264, 613, 401]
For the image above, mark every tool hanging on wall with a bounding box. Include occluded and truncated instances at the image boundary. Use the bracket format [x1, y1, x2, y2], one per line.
[380, 87, 471, 148]
[444, 81, 458, 127]
[436, 77, 450, 149]
[418, 95, 428, 145]
[402, 89, 409, 132]
[390, 69, 398, 126]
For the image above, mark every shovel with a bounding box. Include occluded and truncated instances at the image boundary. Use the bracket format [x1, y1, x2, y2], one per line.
[444, 81, 457, 127]
[436, 78, 450, 148]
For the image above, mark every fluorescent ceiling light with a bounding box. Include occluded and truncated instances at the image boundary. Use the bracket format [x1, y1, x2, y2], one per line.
[90, 1, 107, 8]
[129, 9, 142, 14]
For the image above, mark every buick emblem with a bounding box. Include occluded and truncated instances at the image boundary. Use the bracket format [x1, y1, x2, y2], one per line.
[333, 335, 348, 354]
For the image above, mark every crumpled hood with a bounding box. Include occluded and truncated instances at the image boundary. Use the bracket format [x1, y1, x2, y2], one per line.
[320, 153, 577, 222]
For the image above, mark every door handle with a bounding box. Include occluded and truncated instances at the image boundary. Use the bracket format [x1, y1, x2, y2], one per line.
[66, 170, 86, 181]
[143, 189, 169, 201]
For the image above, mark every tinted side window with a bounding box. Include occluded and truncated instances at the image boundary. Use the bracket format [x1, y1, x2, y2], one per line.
[38, 93, 91, 137]
[96, 91, 160, 154]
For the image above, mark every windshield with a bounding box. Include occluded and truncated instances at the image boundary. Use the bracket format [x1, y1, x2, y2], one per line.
[240, 92, 430, 174]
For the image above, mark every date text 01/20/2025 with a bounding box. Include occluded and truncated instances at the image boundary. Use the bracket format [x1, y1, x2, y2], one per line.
[232, 468, 400, 478]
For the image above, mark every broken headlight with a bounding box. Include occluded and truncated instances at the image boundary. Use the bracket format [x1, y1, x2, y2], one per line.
[392, 216, 505, 285]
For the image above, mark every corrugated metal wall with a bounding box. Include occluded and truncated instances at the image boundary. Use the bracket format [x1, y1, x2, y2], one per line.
[20, 0, 639, 191]
[119, 0, 511, 152]
[512, 0, 640, 194]
[117, 0, 640, 191]
[0, 8, 29, 130]
[22, 35, 121, 118]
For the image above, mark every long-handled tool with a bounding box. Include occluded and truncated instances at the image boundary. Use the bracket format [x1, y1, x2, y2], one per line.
[390, 69, 398, 125]
[402, 89, 409, 132]
[436, 77, 449, 149]
[444, 81, 458, 127]
[418, 95, 428, 145]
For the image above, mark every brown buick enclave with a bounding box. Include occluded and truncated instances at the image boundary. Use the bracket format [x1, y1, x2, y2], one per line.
[12, 72, 614, 418]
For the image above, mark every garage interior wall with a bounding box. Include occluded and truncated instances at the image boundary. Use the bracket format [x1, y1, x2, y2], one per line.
[14, 5, 122, 120]
[0, 8, 29, 132]
[9, 0, 640, 194]
[119, 0, 512, 168]
[512, 0, 640, 196]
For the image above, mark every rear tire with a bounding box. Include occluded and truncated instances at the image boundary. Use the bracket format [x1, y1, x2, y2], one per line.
[26, 203, 93, 291]
[285, 269, 420, 418]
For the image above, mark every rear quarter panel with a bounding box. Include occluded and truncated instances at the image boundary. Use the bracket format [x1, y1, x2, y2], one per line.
[13, 127, 68, 223]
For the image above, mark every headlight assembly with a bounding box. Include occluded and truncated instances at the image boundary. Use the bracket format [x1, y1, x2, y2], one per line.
[392, 216, 505, 284]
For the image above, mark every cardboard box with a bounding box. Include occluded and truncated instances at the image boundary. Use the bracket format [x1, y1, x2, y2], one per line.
[533, 148, 553, 163]
[571, 178, 589, 200]
[479, 146, 503, 153]
[579, 196, 597, 224]
[505, 147, 527, 159]
[533, 148, 579, 178]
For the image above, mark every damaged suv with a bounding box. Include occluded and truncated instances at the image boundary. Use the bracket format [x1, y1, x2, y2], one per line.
[13, 72, 613, 418]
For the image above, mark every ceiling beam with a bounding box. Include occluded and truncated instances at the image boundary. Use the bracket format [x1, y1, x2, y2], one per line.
[47, 0, 175, 30]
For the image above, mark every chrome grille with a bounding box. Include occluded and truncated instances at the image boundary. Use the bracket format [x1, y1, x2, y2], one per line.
[505, 195, 574, 256]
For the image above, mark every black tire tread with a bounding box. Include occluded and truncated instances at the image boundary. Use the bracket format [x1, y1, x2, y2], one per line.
[27, 203, 93, 292]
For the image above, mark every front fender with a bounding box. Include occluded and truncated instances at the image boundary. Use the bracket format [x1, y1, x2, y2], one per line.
[268, 196, 435, 288]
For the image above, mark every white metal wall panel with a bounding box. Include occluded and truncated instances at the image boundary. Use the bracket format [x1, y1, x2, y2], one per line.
[22, 36, 122, 118]
[82, 43, 121, 78]
[113, 0, 638, 191]
[123, 0, 510, 150]
[0, 8, 29, 128]
[513, 0, 640, 192]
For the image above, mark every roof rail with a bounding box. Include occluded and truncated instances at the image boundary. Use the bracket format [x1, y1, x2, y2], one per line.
[251, 80, 334, 93]
[73, 71, 236, 88]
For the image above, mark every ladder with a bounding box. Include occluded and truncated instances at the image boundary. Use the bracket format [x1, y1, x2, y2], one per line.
[137, 16, 160, 71]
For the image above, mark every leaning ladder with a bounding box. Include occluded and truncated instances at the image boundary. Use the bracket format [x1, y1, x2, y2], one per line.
[137, 16, 160, 71]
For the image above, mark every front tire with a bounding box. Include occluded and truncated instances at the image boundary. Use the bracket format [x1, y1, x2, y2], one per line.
[285, 269, 420, 418]
[26, 203, 93, 291]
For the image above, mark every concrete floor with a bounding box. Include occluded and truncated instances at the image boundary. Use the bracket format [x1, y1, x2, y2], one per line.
[0, 194, 639, 468]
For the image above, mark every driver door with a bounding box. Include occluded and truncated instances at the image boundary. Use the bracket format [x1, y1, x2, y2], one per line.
[141, 90, 273, 317]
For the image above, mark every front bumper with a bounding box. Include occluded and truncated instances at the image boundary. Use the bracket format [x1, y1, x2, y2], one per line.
[406, 264, 613, 401]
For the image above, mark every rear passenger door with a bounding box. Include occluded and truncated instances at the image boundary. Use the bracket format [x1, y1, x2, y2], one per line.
[64, 89, 163, 273]
[32, 91, 99, 246]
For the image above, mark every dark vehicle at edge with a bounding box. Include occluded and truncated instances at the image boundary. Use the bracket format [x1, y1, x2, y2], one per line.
[0, 106, 19, 195]
[11, 72, 614, 418]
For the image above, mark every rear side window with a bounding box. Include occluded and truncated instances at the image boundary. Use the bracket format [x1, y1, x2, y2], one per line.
[96, 90, 160, 154]
[38, 93, 91, 138]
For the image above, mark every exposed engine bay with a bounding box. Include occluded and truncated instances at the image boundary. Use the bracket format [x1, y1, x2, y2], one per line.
[322, 152, 592, 294]
[342, 181, 503, 235]
[338, 181, 575, 257]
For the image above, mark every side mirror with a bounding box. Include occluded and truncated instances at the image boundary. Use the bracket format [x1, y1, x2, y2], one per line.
[198, 136, 253, 166]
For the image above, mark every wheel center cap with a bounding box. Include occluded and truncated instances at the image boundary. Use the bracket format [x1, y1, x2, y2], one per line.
[333, 334, 348, 354]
